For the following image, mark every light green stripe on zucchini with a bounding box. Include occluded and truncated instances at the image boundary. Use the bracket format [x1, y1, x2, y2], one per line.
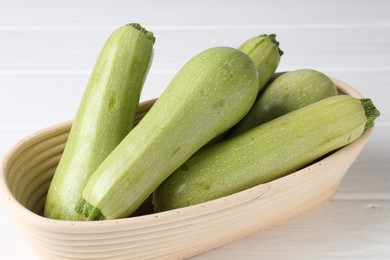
[44, 23, 154, 220]
[153, 95, 380, 212]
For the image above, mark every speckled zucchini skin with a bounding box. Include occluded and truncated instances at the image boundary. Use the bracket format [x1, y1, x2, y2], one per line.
[228, 69, 338, 137]
[238, 34, 283, 92]
[153, 95, 379, 212]
[44, 24, 154, 220]
[78, 47, 259, 220]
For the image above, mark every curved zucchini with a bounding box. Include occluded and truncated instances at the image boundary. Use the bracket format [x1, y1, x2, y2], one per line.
[153, 95, 380, 212]
[44, 24, 155, 220]
[228, 69, 338, 137]
[77, 47, 259, 220]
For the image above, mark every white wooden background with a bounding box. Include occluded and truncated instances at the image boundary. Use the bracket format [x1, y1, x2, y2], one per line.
[0, 0, 389, 259]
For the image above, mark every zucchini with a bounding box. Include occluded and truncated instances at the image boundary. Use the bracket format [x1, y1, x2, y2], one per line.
[239, 34, 283, 92]
[44, 24, 155, 220]
[153, 95, 380, 212]
[205, 34, 283, 145]
[228, 69, 338, 137]
[76, 47, 259, 220]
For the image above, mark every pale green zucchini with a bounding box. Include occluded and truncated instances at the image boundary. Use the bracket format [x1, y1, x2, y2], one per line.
[228, 69, 338, 137]
[205, 34, 282, 146]
[153, 95, 380, 212]
[76, 47, 259, 220]
[239, 34, 283, 92]
[44, 24, 155, 220]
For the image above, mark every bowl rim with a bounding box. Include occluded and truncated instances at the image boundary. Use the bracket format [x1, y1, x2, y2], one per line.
[0, 75, 373, 231]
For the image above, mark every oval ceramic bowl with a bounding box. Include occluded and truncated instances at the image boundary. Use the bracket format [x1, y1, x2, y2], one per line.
[0, 77, 373, 260]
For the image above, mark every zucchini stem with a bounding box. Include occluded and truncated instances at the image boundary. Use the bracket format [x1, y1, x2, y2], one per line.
[251, 34, 283, 57]
[266, 34, 284, 56]
[76, 199, 105, 221]
[361, 98, 380, 130]
[127, 23, 155, 43]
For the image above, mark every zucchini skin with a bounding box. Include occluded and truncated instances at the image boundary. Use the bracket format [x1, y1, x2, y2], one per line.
[77, 47, 259, 220]
[44, 24, 154, 220]
[238, 34, 283, 92]
[153, 95, 379, 212]
[228, 69, 338, 137]
[204, 34, 282, 146]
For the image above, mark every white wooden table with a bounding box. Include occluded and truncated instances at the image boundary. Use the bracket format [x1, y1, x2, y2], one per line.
[1, 1, 389, 259]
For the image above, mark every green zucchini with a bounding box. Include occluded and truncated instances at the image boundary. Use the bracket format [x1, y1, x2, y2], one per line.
[239, 34, 283, 92]
[76, 47, 259, 220]
[205, 34, 283, 146]
[44, 24, 155, 220]
[228, 69, 338, 137]
[153, 95, 380, 212]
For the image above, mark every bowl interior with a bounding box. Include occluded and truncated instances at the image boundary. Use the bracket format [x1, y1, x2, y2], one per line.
[2, 124, 69, 215]
[1, 102, 156, 218]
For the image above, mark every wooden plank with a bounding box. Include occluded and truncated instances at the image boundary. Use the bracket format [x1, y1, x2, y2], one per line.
[190, 200, 390, 259]
[0, 0, 389, 29]
[0, 27, 389, 73]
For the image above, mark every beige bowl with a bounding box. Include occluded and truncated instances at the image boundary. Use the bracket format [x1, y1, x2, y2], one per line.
[0, 78, 373, 260]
